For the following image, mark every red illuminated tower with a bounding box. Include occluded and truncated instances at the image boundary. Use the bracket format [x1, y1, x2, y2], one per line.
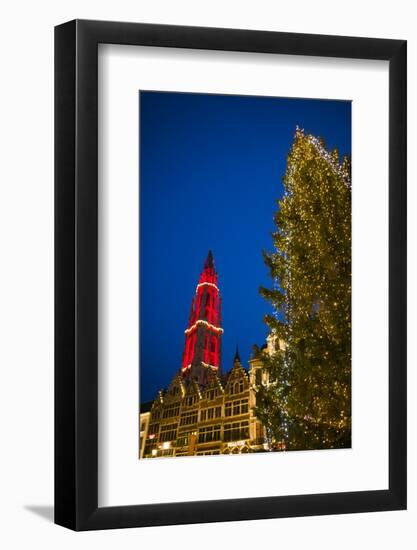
[181, 251, 223, 385]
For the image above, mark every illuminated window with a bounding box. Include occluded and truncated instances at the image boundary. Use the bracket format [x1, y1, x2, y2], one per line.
[225, 399, 248, 417]
[206, 389, 217, 400]
[151, 409, 161, 420]
[176, 432, 192, 447]
[162, 403, 180, 418]
[144, 441, 158, 456]
[230, 380, 245, 395]
[185, 395, 197, 406]
[148, 423, 159, 434]
[223, 421, 249, 442]
[160, 423, 178, 442]
[180, 412, 198, 426]
[198, 424, 221, 443]
[196, 450, 220, 456]
[159, 449, 174, 457]
[201, 406, 221, 421]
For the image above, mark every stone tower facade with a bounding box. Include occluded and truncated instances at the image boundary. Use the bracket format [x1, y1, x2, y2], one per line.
[181, 251, 223, 385]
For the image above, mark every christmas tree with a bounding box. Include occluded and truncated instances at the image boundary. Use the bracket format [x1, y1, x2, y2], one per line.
[256, 127, 351, 450]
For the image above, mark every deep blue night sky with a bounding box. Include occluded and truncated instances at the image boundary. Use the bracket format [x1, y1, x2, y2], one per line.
[140, 91, 351, 403]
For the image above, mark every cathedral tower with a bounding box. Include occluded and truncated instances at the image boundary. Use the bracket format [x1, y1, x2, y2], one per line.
[181, 251, 223, 385]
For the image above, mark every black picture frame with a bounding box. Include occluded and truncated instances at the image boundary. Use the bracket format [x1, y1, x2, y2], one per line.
[55, 19, 407, 531]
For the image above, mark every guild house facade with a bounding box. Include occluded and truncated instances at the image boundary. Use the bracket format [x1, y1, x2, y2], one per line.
[139, 251, 284, 459]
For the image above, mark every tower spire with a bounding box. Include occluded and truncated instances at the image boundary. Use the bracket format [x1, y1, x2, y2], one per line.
[204, 249, 214, 269]
[181, 251, 223, 385]
[234, 345, 241, 363]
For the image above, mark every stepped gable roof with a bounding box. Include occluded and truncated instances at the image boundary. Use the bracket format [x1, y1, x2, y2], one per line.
[222, 360, 249, 385]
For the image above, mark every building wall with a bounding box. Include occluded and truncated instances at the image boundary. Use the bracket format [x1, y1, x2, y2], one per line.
[139, 354, 274, 459]
[138, 411, 150, 459]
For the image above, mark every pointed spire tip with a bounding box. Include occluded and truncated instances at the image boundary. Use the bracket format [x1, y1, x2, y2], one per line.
[204, 250, 214, 269]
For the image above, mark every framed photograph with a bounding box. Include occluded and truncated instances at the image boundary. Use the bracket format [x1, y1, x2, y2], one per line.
[55, 20, 406, 530]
